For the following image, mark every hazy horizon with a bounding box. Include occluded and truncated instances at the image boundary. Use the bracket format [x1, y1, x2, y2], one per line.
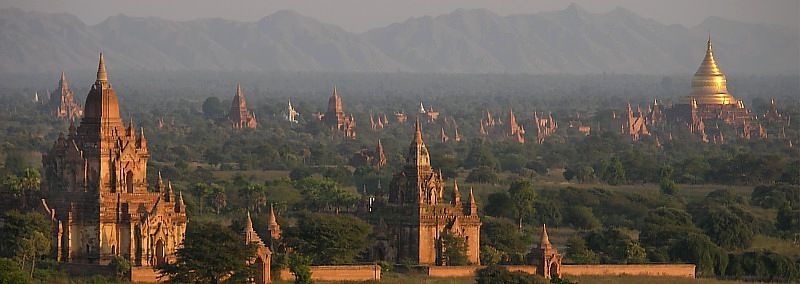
[1, 0, 797, 33]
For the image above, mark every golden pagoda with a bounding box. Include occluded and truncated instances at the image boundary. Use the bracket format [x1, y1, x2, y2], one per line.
[679, 36, 742, 106]
[666, 36, 750, 127]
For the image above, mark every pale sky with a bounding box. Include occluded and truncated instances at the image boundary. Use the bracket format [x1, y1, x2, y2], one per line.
[2, 0, 798, 33]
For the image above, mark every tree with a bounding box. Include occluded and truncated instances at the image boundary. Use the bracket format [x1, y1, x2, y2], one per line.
[575, 166, 595, 183]
[440, 232, 468, 266]
[508, 180, 536, 230]
[479, 217, 527, 256]
[202, 97, 225, 119]
[483, 192, 515, 220]
[0, 211, 51, 275]
[464, 142, 500, 170]
[597, 157, 625, 185]
[288, 254, 313, 284]
[157, 220, 257, 284]
[564, 236, 599, 264]
[17, 231, 48, 277]
[564, 206, 601, 230]
[2, 174, 22, 195]
[211, 187, 227, 215]
[776, 202, 800, 234]
[190, 183, 212, 213]
[480, 246, 502, 265]
[476, 264, 546, 284]
[283, 211, 371, 265]
[0, 258, 30, 284]
[466, 166, 499, 184]
[109, 255, 131, 281]
[239, 184, 267, 213]
[659, 165, 679, 196]
[294, 178, 356, 213]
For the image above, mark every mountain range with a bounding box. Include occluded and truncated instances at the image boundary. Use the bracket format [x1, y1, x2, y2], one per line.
[1, 4, 797, 75]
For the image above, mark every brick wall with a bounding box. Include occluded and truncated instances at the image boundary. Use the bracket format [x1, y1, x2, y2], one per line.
[278, 265, 381, 282]
[562, 264, 695, 278]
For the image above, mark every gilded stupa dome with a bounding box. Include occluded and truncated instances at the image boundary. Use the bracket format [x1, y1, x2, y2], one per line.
[680, 37, 741, 106]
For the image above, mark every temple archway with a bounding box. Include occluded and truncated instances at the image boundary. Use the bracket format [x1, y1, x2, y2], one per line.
[154, 239, 165, 266]
[253, 256, 266, 284]
[549, 261, 560, 278]
[126, 171, 134, 193]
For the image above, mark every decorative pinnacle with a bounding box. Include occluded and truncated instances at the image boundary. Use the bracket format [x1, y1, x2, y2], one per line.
[96, 53, 108, 83]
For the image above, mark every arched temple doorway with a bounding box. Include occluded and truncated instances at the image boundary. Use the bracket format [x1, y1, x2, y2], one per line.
[154, 239, 165, 266]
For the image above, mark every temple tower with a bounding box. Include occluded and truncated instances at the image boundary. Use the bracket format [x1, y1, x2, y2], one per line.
[322, 86, 356, 137]
[371, 118, 481, 265]
[227, 84, 257, 129]
[40, 53, 187, 266]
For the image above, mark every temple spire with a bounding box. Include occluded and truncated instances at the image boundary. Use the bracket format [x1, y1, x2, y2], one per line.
[414, 117, 423, 143]
[245, 211, 254, 232]
[96, 52, 108, 83]
[60, 70, 68, 89]
[539, 224, 552, 249]
[452, 180, 461, 205]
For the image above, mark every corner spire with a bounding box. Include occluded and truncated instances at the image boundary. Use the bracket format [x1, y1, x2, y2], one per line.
[96, 52, 108, 83]
[468, 186, 476, 204]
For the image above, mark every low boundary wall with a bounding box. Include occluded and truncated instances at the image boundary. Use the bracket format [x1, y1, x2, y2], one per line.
[562, 264, 695, 278]
[420, 264, 694, 278]
[278, 265, 381, 282]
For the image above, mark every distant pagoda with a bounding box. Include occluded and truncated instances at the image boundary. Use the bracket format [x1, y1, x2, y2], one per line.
[226, 84, 258, 129]
[40, 71, 83, 121]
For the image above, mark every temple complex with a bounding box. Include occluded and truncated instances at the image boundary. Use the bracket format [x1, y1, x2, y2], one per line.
[349, 140, 387, 168]
[533, 112, 558, 144]
[40, 71, 83, 121]
[362, 118, 481, 265]
[321, 86, 356, 138]
[226, 84, 258, 129]
[607, 103, 650, 141]
[38, 53, 188, 266]
[666, 37, 750, 127]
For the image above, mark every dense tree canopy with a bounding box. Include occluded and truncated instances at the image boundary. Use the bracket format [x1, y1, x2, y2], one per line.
[283, 211, 371, 265]
[157, 221, 257, 284]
